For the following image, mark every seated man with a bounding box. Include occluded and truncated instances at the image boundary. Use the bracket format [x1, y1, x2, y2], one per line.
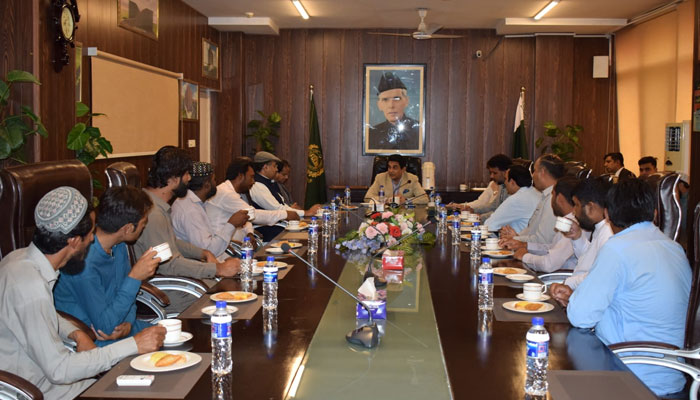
[451, 154, 511, 218]
[54, 186, 161, 347]
[172, 162, 249, 257]
[249, 151, 320, 218]
[501, 154, 564, 246]
[0, 187, 164, 399]
[364, 154, 427, 204]
[208, 157, 299, 243]
[637, 156, 658, 177]
[603, 152, 635, 181]
[275, 159, 295, 206]
[550, 177, 613, 305]
[134, 146, 240, 311]
[484, 165, 540, 232]
[567, 179, 691, 396]
[513, 176, 583, 273]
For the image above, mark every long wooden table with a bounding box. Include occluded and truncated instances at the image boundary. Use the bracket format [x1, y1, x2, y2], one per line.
[80, 207, 644, 399]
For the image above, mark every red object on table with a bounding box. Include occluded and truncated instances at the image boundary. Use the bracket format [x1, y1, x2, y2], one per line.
[382, 250, 404, 270]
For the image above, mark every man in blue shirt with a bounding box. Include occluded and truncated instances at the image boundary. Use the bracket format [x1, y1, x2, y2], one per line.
[485, 165, 541, 232]
[567, 179, 691, 396]
[54, 186, 161, 346]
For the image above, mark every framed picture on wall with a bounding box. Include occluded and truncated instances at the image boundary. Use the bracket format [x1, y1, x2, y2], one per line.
[202, 38, 219, 80]
[180, 80, 199, 121]
[117, 0, 159, 40]
[362, 64, 426, 156]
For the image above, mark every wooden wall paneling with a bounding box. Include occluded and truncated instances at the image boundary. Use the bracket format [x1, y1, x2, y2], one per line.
[322, 30, 342, 202]
[339, 30, 362, 189]
[287, 30, 309, 203]
[483, 33, 507, 176]
[502, 37, 537, 162]
[275, 31, 291, 166]
[445, 32, 468, 189]
[214, 32, 244, 182]
[428, 38, 451, 189]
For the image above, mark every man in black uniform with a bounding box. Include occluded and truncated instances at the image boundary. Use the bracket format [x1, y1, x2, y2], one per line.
[368, 72, 420, 151]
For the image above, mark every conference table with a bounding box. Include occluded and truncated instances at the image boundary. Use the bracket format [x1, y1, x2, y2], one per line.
[79, 206, 654, 400]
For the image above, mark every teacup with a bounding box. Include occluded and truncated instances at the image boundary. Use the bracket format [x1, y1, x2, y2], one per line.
[484, 238, 499, 250]
[467, 214, 479, 222]
[152, 242, 172, 262]
[480, 225, 489, 233]
[246, 207, 256, 220]
[158, 318, 182, 343]
[459, 184, 467, 192]
[522, 283, 547, 300]
[288, 220, 300, 228]
[460, 210, 470, 218]
[555, 216, 573, 233]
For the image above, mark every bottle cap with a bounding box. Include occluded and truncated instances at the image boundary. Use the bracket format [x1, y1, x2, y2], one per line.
[482, 257, 491, 263]
[453, 212, 459, 216]
[266, 256, 275, 262]
[532, 317, 544, 326]
[473, 222, 480, 227]
[216, 300, 227, 309]
[243, 237, 250, 242]
[311, 216, 317, 221]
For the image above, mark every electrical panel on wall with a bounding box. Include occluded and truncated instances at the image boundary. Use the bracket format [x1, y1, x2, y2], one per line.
[664, 121, 690, 176]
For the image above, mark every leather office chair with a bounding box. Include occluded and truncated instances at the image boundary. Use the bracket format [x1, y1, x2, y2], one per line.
[511, 158, 534, 174]
[0, 369, 43, 400]
[640, 172, 682, 242]
[370, 156, 422, 184]
[564, 163, 592, 180]
[105, 162, 207, 319]
[610, 202, 700, 400]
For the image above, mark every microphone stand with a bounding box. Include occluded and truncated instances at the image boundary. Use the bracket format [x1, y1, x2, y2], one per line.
[389, 180, 412, 208]
[281, 244, 379, 348]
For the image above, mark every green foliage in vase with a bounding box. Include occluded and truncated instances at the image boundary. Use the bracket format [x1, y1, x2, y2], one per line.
[535, 121, 583, 162]
[67, 102, 113, 190]
[0, 70, 47, 162]
[246, 110, 281, 153]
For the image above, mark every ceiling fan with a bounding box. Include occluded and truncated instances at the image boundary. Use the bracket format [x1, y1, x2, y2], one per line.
[368, 8, 462, 40]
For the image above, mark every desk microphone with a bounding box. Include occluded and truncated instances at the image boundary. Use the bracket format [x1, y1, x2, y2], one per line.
[390, 180, 412, 207]
[405, 192, 429, 204]
[280, 243, 379, 349]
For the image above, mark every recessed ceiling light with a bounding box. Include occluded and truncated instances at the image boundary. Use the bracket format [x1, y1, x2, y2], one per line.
[292, 0, 310, 20]
[534, 0, 560, 20]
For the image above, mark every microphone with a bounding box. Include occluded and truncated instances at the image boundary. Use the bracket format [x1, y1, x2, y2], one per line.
[404, 191, 428, 204]
[390, 180, 412, 207]
[280, 243, 379, 348]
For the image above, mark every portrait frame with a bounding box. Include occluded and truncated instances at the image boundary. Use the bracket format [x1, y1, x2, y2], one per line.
[117, 0, 159, 40]
[362, 64, 426, 156]
[180, 80, 199, 121]
[202, 38, 219, 80]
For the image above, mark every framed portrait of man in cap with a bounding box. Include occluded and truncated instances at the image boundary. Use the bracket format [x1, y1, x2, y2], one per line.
[362, 64, 426, 156]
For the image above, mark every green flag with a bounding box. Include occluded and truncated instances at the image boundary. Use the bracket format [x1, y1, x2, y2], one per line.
[304, 89, 327, 208]
[512, 89, 528, 159]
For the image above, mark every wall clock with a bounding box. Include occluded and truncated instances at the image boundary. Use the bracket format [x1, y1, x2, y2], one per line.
[51, 0, 80, 71]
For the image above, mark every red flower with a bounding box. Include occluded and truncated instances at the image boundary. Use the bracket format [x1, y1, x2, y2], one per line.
[389, 225, 401, 238]
[370, 212, 381, 219]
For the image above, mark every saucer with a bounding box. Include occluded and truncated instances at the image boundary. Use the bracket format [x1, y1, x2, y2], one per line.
[516, 293, 551, 301]
[506, 274, 534, 282]
[162, 332, 193, 347]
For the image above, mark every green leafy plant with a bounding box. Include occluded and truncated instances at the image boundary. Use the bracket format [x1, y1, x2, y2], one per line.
[67, 102, 112, 189]
[535, 121, 583, 161]
[246, 110, 281, 152]
[0, 70, 47, 162]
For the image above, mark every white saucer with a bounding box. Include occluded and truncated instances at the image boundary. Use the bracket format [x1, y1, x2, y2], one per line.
[162, 332, 193, 347]
[516, 293, 551, 301]
[506, 274, 535, 282]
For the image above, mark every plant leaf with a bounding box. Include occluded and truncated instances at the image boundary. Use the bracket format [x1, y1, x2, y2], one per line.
[6, 70, 40, 84]
[96, 136, 113, 153]
[76, 102, 90, 117]
[77, 151, 96, 165]
[256, 110, 266, 119]
[535, 137, 544, 148]
[66, 123, 87, 150]
[247, 120, 261, 129]
[0, 80, 9, 105]
[85, 126, 101, 138]
[92, 178, 103, 191]
[5, 118, 28, 149]
[0, 135, 10, 159]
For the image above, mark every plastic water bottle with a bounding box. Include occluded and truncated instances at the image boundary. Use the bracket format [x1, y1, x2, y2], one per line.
[321, 206, 331, 238]
[470, 223, 482, 268]
[478, 257, 493, 310]
[434, 193, 442, 208]
[428, 190, 435, 208]
[525, 317, 550, 396]
[330, 198, 339, 226]
[263, 256, 278, 311]
[344, 186, 352, 206]
[378, 185, 386, 206]
[211, 300, 232, 374]
[308, 217, 319, 255]
[240, 237, 253, 283]
[452, 212, 461, 245]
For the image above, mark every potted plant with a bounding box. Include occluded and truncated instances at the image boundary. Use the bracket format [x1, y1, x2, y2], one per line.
[0, 70, 47, 163]
[67, 102, 113, 190]
[246, 110, 281, 153]
[535, 121, 583, 161]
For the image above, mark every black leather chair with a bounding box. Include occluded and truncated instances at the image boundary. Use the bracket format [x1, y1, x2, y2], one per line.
[511, 158, 534, 174]
[565, 164, 592, 180]
[640, 172, 682, 242]
[370, 156, 422, 184]
[0, 369, 43, 400]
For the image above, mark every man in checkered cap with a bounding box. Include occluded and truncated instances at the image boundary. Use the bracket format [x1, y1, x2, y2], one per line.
[0, 186, 165, 399]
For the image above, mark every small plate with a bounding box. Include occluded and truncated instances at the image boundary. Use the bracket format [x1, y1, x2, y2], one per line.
[342, 205, 359, 210]
[360, 202, 373, 208]
[254, 261, 288, 270]
[285, 222, 308, 231]
[506, 274, 535, 282]
[493, 267, 527, 276]
[516, 293, 551, 301]
[210, 291, 258, 303]
[482, 250, 514, 259]
[201, 305, 238, 316]
[269, 241, 302, 249]
[162, 332, 193, 347]
[481, 246, 504, 251]
[131, 351, 202, 373]
[502, 300, 554, 313]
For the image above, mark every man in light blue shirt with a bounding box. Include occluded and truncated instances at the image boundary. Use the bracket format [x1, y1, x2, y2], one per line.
[485, 165, 540, 232]
[568, 179, 691, 396]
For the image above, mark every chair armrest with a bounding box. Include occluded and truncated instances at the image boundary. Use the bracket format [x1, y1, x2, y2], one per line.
[140, 282, 169, 306]
[148, 275, 208, 298]
[609, 341, 680, 351]
[136, 282, 169, 322]
[57, 310, 96, 342]
[0, 369, 44, 400]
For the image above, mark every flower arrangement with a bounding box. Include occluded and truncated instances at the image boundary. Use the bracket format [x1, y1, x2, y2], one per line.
[335, 211, 433, 253]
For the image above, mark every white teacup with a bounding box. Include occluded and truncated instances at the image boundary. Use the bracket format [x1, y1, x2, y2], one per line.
[484, 238, 499, 250]
[152, 242, 172, 262]
[460, 210, 470, 218]
[522, 283, 547, 300]
[288, 220, 300, 228]
[459, 184, 467, 192]
[480, 225, 489, 233]
[467, 214, 479, 222]
[158, 318, 182, 343]
[555, 216, 573, 233]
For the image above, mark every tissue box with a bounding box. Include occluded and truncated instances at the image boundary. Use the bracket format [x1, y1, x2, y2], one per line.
[356, 300, 387, 320]
[382, 250, 404, 270]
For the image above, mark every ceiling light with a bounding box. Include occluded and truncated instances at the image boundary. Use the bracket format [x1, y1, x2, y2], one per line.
[534, 0, 560, 20]
[292, 0, 310, 20]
